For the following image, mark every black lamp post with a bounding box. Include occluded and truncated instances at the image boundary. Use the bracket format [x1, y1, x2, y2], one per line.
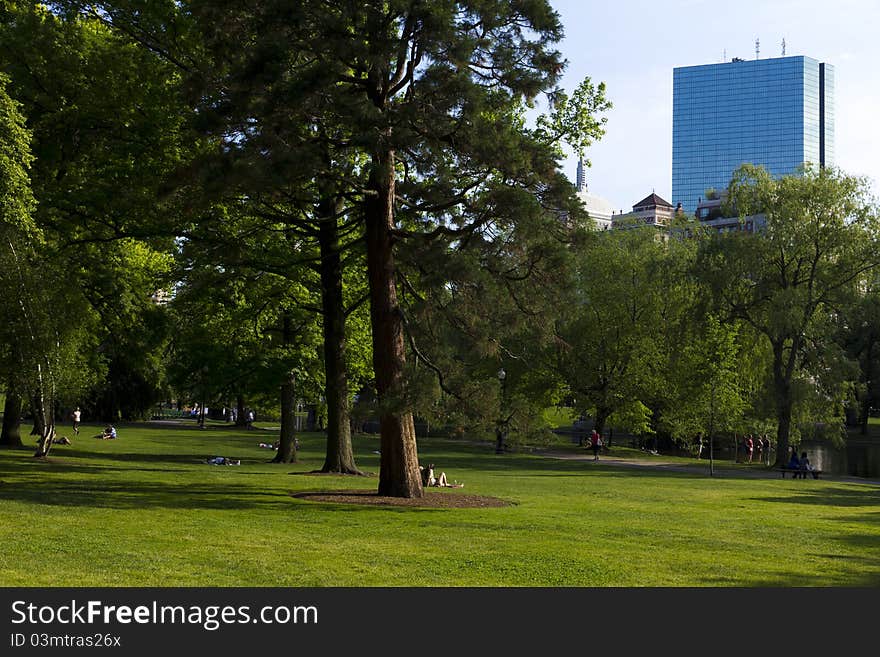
[495, 368, 507, 454]
[706, 382, 716, 476]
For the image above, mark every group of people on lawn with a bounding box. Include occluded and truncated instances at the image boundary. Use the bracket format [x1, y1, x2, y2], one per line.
[739, 434, 772, 464]
[65, 407, 825, 483]
[694, 431, 817, 478]
[70, 407, 117, 440]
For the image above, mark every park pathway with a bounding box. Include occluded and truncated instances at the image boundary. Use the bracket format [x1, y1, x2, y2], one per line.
[542, 448, 880, 487]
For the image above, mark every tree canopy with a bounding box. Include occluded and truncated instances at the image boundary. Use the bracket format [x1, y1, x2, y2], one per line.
[700, 164, 880, 464]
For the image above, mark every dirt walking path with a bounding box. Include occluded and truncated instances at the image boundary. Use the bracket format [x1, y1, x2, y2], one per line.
[542, 449, 880, 486]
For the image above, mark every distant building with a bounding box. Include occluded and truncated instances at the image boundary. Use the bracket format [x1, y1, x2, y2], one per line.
[693, 194, 765, 234]
[673, 55, 834, 213]
[575, 158, 614, 230]
[150, 289, 171, 305]
[612, 192, 676, 230]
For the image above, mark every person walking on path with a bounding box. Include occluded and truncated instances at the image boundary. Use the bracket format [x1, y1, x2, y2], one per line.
[762, 435, 771, 466]
[72, 408, 81, 435]
[590, 429, 601, 461]
[746, 434, 754, 463]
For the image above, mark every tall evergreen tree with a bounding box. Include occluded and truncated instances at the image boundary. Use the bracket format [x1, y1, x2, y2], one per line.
[305, 1, 607, 496]
[62, 1, 609, 496]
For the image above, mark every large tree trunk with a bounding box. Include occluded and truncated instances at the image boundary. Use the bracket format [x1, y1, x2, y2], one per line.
[594, 407, 611, 438]
[0, 388, 23, 447]
[272, 370, 298, 463]
[365, 146, 422, 498]
[772, 341, 793, 467]
[318, 197, 362, 474]
[272, 312, 298, 463]
[775, 400, 793, 467]
[235, 394, 247, 427]
[30, 394, 44, 437]
[494, 424, 508, 454]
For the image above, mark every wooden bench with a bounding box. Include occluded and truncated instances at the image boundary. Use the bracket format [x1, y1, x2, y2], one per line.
[779, 467, 822, 479]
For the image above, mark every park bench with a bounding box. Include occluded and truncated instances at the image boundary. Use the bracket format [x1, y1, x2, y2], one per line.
[779, 467, 822, 479]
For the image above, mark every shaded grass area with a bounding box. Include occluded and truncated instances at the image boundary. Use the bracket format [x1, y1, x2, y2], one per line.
[1, 422, 879, 586]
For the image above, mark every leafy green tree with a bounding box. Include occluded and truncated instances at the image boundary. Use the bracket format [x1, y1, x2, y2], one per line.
[836, 278, 880, 434]
[0, 3, 193, 423]
[0, 72, 96, 454]
[326, 2, 607, 496]
[168, 244, 324, 462]
[663, 315, 747, 472]
[700, 164, 880, 464]
[0, 72, 37, 447]
[83, 240, 173, 421]
[59, 1, 610, 497]
[70, 0, 374, 473]
[637, 220, 703, 447]
[555, 225, 669, 438]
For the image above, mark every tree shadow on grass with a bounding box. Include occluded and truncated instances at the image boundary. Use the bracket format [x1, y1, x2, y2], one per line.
[1, 473, 493, 514]
[0, 475, 302, 511]
[697, 563, 880, 586]
[2, 454, 326, 481]
[290, 489, 512, 510]
[57, 449, 209, 466]
[747, 486, 880, 511]
[37, 446, 291, 469]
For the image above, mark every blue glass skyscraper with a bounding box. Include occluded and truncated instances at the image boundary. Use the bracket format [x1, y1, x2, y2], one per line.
[672, 56, 834, 214]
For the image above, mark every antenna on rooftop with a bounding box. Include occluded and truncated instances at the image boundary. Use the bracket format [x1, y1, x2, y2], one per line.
[781, 38, 786, 56]
[755, 38, 760, 59]
[723, 48, 727, 62]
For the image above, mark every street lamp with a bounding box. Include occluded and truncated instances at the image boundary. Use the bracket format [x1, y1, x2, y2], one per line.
[496, 368, 507, 454]
[708, 383, 715, 477]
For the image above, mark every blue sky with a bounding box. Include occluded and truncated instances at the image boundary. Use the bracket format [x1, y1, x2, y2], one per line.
[548, 0, 880, 211]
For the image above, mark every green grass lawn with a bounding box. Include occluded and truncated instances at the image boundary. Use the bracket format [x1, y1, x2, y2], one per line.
[1, 421, 879, 587]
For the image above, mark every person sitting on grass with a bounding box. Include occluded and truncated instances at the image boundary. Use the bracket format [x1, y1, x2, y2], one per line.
[259, 439, 297, 450]
[98, 425, 117, 440]
[206, 456, 240, 465]
[420, 463, 464, 488]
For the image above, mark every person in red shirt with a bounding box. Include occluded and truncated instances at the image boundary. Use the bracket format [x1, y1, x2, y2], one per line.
[590, 429, 601, 461]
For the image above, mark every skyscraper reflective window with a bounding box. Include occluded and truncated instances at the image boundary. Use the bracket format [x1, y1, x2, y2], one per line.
[672, 56, 834, 214]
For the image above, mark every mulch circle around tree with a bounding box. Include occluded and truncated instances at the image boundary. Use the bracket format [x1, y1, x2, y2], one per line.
[290, 490, 513, 508]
